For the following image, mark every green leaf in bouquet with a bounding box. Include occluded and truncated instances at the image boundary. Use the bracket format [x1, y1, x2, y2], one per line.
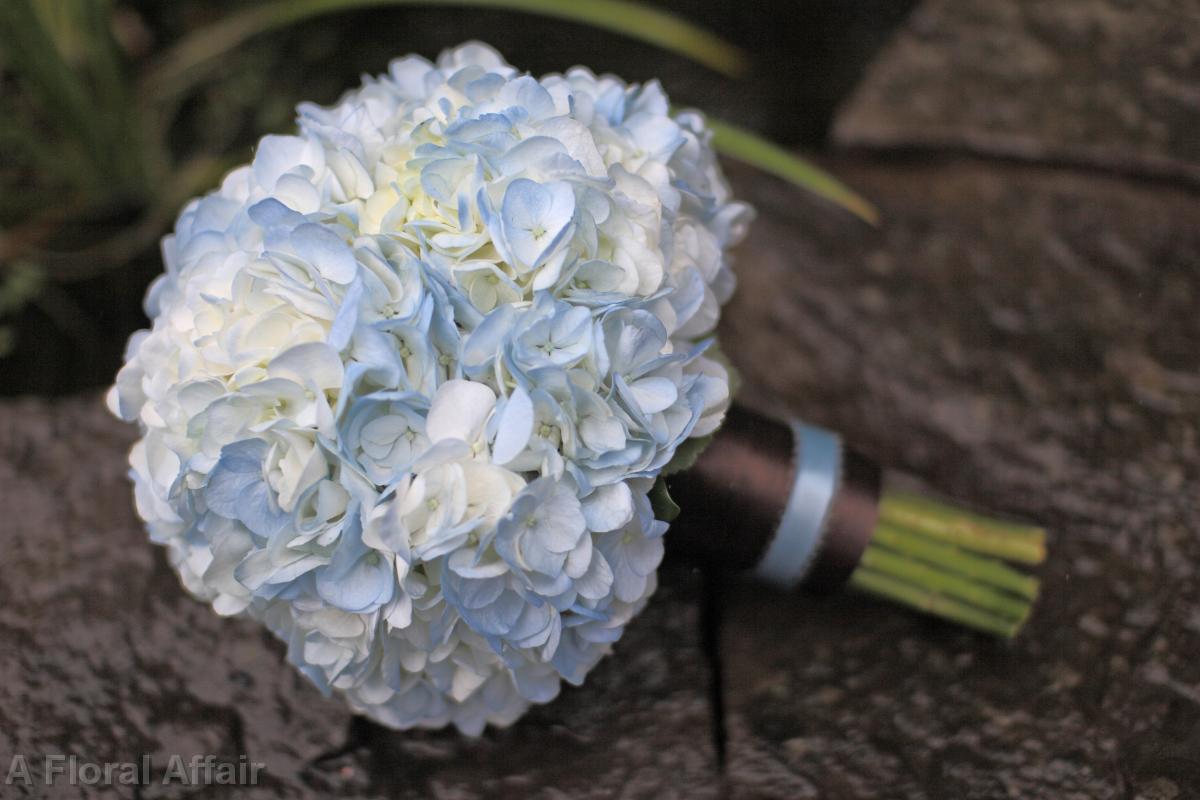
[649, 477, 681, 523]
[662, 434, 713, 478]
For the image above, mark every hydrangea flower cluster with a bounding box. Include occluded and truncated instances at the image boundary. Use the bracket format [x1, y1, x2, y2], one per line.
[109, 42, 751, 733]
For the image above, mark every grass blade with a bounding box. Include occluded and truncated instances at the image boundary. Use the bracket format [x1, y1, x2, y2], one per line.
[0, 1, 103, 166]
[143, 0, 749, 101]
[706, 116, 879, 225]
[2, 0, 148, 195]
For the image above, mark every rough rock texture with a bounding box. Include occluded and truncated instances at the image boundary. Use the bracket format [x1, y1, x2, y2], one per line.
[0, 397, 352, 799]
[833, 1, 1200, 184]
[716, 158, 1200, 799]
[0, 397, 718, 798]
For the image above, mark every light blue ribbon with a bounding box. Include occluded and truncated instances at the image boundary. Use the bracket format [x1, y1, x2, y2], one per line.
[753, 421, 843, 589]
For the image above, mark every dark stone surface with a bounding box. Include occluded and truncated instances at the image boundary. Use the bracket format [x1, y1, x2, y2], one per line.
[833, 1, 1200, 185]
[715, 158, 1200, 799]
[0, 397, 719, 798]
[0, 397, 352, 798]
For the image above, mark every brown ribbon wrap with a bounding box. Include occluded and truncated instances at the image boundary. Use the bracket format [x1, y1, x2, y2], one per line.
[666, 406, 882, 591]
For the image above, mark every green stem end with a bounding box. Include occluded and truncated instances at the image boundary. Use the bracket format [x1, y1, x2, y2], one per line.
[849, 491, 1046, 638]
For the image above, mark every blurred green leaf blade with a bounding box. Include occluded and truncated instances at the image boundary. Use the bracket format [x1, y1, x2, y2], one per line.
[1, 0, 148, 199]
[144, 0, 749, 102]
[706, 116, 879, 225]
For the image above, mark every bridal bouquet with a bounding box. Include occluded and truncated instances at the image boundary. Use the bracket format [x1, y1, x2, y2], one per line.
[111, 41, 1046, 736]
[109, 42, 752, 734]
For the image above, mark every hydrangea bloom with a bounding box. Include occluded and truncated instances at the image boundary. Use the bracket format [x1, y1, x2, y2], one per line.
[109, 42, 751, 733]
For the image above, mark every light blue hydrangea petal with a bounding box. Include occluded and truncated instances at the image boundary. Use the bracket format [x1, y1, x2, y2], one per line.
[500, 179, 576, 269]
[316, 515, 395, 613]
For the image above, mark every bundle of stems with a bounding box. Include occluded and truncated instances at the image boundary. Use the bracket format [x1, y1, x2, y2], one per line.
[849, 492, 1046, 638]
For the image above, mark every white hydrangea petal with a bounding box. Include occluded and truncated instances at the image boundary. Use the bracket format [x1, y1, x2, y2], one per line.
[628, 376, 678, 415]
[491, 385, 534, 465]
[289, 223, 358, 284]
[536, 118, 606, 176]
[274, 173, 322, 214]
[582, 481, 634, 532]
[253, 134, 325, 190]
[426, 379, 496, 444]
[268, 342, 344, 390]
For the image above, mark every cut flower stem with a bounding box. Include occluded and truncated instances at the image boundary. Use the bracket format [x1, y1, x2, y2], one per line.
[878, 492, 1046, 564]
[850, 569, 1024, 639]
[849, 491, 1046, 638]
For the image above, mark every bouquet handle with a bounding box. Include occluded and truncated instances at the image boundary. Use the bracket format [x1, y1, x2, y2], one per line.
[667, 407, 1046, 637]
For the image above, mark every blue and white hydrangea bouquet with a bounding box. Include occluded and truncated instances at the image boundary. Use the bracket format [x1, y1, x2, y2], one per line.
[109, 42, 751, 734]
